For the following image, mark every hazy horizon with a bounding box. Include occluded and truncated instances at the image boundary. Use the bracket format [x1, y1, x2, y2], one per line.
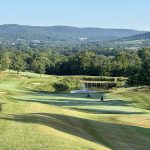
[0, 23, 147, 32]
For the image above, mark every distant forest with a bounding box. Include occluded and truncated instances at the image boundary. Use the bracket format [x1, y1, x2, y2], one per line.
[0, 46, 150, 87]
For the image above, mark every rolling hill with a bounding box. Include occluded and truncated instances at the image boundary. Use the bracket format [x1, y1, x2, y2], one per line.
[111, 31, 150, 48]
[120, 32, 150, 41]
[0, 24, 144, 43]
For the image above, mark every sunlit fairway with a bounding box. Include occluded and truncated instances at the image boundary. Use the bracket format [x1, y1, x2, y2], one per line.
[0, 72, 150, 150]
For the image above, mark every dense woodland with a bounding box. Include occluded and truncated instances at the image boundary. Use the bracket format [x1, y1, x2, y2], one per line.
[0, 47, 150, 87]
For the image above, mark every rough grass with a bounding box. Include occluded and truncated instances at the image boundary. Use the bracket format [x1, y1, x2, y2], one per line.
[0, 72, 150, 150]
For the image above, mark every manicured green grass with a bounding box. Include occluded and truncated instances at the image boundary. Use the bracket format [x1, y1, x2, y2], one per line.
[0, 72, 150, 150]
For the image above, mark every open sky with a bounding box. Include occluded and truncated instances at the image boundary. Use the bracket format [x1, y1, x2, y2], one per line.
[0, 0, 150, 31]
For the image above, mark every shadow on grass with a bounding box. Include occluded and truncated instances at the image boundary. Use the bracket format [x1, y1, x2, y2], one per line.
[13, 89, 134, 106]
[12, 89, 146, 114]
[14, 97, 145, 114]
[70, 108, 146, 114]
[1, 113, 150, 150]
[14, 97, 133, 106]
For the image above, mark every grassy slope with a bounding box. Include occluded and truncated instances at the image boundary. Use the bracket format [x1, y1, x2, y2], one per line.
[0, 72, 150, 150]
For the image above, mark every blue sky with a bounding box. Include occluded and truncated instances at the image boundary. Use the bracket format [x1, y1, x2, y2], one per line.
[0, 0, 150, 31]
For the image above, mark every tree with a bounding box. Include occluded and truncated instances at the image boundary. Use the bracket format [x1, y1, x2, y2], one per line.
[32, 56, 48, 76]
[0, 52, 9, 72]
[138, 48, 150, 60]
[112, 50, 141, 77]
[141, 58, 150, 89]
[12, 53, 26, 75]
[127, 65, 142, 90]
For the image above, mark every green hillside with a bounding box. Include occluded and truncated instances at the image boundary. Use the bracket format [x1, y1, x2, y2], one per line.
[112, 32, 150, 48]
[0, 24, 143, 43]
[121, 32, 150, 41]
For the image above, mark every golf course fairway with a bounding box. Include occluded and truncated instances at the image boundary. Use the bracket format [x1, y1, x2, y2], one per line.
[0, 72, 150, 150]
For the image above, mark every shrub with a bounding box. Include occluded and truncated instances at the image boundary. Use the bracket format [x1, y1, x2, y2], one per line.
[53, 77, 80, 91]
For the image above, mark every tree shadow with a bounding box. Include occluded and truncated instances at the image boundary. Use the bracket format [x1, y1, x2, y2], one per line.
[70, 108, 146, 114]
[0, 103, 6, 112]
[16, 88, 137, 106]
[12, 90, 146, 114]
[14, 97, 132, 106]
[13, 97, 145, 114]
[144, 106, 150, 110]
[13, 90, 134, 106]
[1, 113, 150, 150]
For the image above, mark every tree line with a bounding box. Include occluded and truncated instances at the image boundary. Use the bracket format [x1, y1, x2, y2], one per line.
[0, 48, 150, 87]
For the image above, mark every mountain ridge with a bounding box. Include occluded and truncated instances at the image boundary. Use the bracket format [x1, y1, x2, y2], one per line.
[0, 24, 146, 43]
